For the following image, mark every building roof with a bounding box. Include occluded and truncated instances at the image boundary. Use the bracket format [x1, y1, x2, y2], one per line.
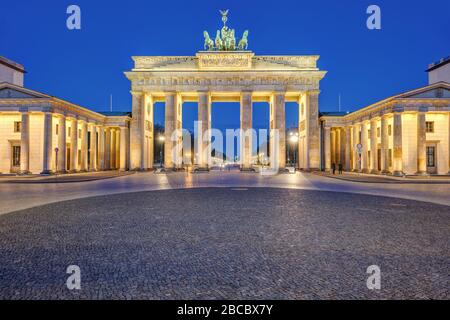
[426, 56, 450, 72]
[319, 111, 349, 117]
[98, 111, 132, 117]
[0, 56, 26, 73]
[320, 81, 450, 119]
[0, 82, 131, 121]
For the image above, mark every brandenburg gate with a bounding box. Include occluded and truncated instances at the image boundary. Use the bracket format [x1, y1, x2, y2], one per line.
[125, 11, 326, 172]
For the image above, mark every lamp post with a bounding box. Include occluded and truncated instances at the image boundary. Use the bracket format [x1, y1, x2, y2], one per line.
[158, 135, 165, 167]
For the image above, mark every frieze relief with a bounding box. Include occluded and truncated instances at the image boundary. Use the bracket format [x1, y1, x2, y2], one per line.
[133, 76, 320, 88]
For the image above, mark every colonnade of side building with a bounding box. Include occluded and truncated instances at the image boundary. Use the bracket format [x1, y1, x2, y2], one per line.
[0, 84, 131, 175]
[15, 112, 128, 174]
[322, 105, 450, 176]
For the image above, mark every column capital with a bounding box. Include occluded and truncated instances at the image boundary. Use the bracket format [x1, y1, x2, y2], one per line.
[307, 89, 321, 96]
[392, 105, 405, 113]
[418, 106, 428, 113]
[130, 90, 143, 97]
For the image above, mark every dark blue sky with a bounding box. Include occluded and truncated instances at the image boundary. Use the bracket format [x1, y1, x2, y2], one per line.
[1, 0, 449, 130]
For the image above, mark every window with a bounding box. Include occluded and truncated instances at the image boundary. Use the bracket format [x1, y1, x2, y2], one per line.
[426, 122, 434, 133]
[388, 149, 393, 167]
[388, 125, 392, 136]
[358, 131, 362, 144]
[377, 127, 381, 138]
[427, 146, 435, 167]
[68, 128, 71, 138]
[12, 146, 21, 166]
[368, 129, 371, 137]
[14, 121, 22, 133]
[56, 124, 59, 135]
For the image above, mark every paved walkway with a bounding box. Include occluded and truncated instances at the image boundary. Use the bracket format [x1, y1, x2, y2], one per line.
[1, 171, 450, 215]
[315, 171, 450, 184]
[0, 171, 134, 184]
[0, 188, 448, 299]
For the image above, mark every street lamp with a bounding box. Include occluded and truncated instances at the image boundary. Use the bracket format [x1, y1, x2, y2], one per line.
[158, 135, 165, 167]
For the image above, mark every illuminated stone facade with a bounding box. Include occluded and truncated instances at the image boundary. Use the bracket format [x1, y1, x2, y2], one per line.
[0, 53, 449, 176]
[0, 83, 130, 174]
[124, 51, 326, 171]
[320, 82, 450, 175]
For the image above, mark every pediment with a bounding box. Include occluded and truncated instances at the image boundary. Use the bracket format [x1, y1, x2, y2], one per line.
[0, 84, 49, 99]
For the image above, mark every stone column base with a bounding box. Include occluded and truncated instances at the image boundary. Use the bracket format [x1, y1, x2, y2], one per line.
[19, 170, 31, 175]
[40, 170, 54, 175]
[361, 168, 370, 173]
[57, 170, 68, 174]
[381, 170, 391, 175]
[393, 171, 404, 177]
[370, 169, 380, 175]
[415, 171, 428, 176]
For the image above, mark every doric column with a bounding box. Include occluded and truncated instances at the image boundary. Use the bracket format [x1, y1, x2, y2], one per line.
[330, 129, 335, 166]
[89, 123, 97, 171]
[345, 126, 351, 171]
[270, 92, 286, 170]
[105, 128, 111, 169]
[335, 128, 340, 165]
[58, 115, 67, 173]
[197, 91, 211, 168]
[352, 124, 359, 171]
[19, 111, 30, 174]
[392, 110, 404, 176]
[41, 112, 53, 174]
[380, 115, 389, 173]
[116, 129, 121, 170]
[98, 126, 105, 170]
[70, 118, 78, 172]
[360, 121, 369, 173]
[370, 118, 378, 174]
[305, 91, 320, 170]
[120, 126, 129, 171]
[146, 95, 154, 170]
[240, 91, 253, 170]
[80, 121, 88, 171]
[448, 113, 450, 174]
[323, 125, 331, 171]
[164, 92, 182, 169]
[340, 127, 346, 167]
[111, 128, 117, 169]
[130, 91, 144, 170]
[416, 110, 427, 174]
